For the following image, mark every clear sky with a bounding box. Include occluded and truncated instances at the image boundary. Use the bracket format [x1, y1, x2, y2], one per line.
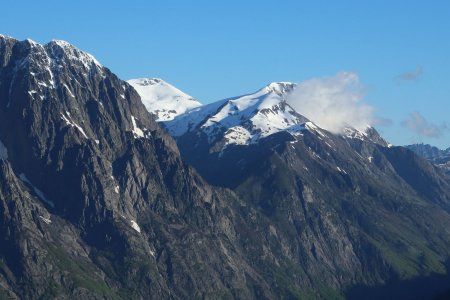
[1, 0, 449, 148]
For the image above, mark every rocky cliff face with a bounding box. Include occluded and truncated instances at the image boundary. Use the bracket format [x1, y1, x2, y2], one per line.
[0, 36, 277, 299]
[2, 35, 450, 300]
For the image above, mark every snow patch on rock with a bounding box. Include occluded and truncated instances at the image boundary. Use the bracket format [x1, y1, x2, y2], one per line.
[39, 216, 52, 224]
[131, 115, 144, 138]
[61, 112, 89, 139]
[47, 40, 102, 69]
[130, 220, 141, 233]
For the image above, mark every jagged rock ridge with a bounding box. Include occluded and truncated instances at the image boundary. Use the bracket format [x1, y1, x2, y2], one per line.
[0, 35, 275, 299]
[406, 143, 450, 174]
[2, 35, 450, 300]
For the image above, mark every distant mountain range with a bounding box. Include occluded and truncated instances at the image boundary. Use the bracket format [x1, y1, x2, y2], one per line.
[2, 35, 450, 299]
[405, 143, 450, 174]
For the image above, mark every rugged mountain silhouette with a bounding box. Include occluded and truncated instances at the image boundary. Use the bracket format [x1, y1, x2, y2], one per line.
[406, 143, 450, 174]
[1, 35, 450, 299]
[0, 36, 277, 299]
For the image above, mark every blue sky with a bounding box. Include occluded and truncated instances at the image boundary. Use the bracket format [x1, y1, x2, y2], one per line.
[1, 0, 449, 147]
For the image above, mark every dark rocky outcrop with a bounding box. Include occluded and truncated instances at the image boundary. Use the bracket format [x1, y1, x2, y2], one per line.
[0, 36, 273, 299]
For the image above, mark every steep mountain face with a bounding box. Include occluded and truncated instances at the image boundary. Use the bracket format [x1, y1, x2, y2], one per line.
[0, 36, 286, 299]
[135, 79, 450, 299]
[127, 78, 201, 121]
[3, 34, 450, 300]
[406, 143, 450, 174]
[221, 132, 450, 300]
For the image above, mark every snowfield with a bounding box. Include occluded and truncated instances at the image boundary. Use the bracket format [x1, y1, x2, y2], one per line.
[128, 78, 201, 121]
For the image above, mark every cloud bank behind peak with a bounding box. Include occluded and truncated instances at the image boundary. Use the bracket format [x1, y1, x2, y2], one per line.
[286, 72, 374, 133]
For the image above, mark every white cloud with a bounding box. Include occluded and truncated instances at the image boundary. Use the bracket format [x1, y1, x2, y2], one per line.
[401, 111, 446, 138]
[286, 72, 374, 133]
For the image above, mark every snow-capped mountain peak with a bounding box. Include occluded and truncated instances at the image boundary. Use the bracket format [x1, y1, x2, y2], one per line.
[0, 36, 107, 109]
[0, 36, 104, 75]
[263, 81, 296, 96]
[45, 39, 102, 68]
[163, 81, 308, 147]
[131, 78, 163, 87]
[128, 78, 201, 121]
[130, 78, 387, 149]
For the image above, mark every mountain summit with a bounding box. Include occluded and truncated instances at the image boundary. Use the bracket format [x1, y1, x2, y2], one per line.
[163, 82, 307, 146]
[127, 78, 201, 121]
[136, 81, 387, 160]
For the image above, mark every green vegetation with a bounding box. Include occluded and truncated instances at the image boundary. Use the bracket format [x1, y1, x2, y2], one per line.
[38, 280, 61, 300]
[46, 245, 120, 299]
[91, 249, 160, 300]
[363, 222, 447, 280]
[258, 258, 345, 300]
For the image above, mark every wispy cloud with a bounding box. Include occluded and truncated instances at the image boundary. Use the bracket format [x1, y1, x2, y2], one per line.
[396, 66, 423, 81]
[401, 111, 446, 138]
[286, 72, 374, 133]
[373, 117, 393, 127]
